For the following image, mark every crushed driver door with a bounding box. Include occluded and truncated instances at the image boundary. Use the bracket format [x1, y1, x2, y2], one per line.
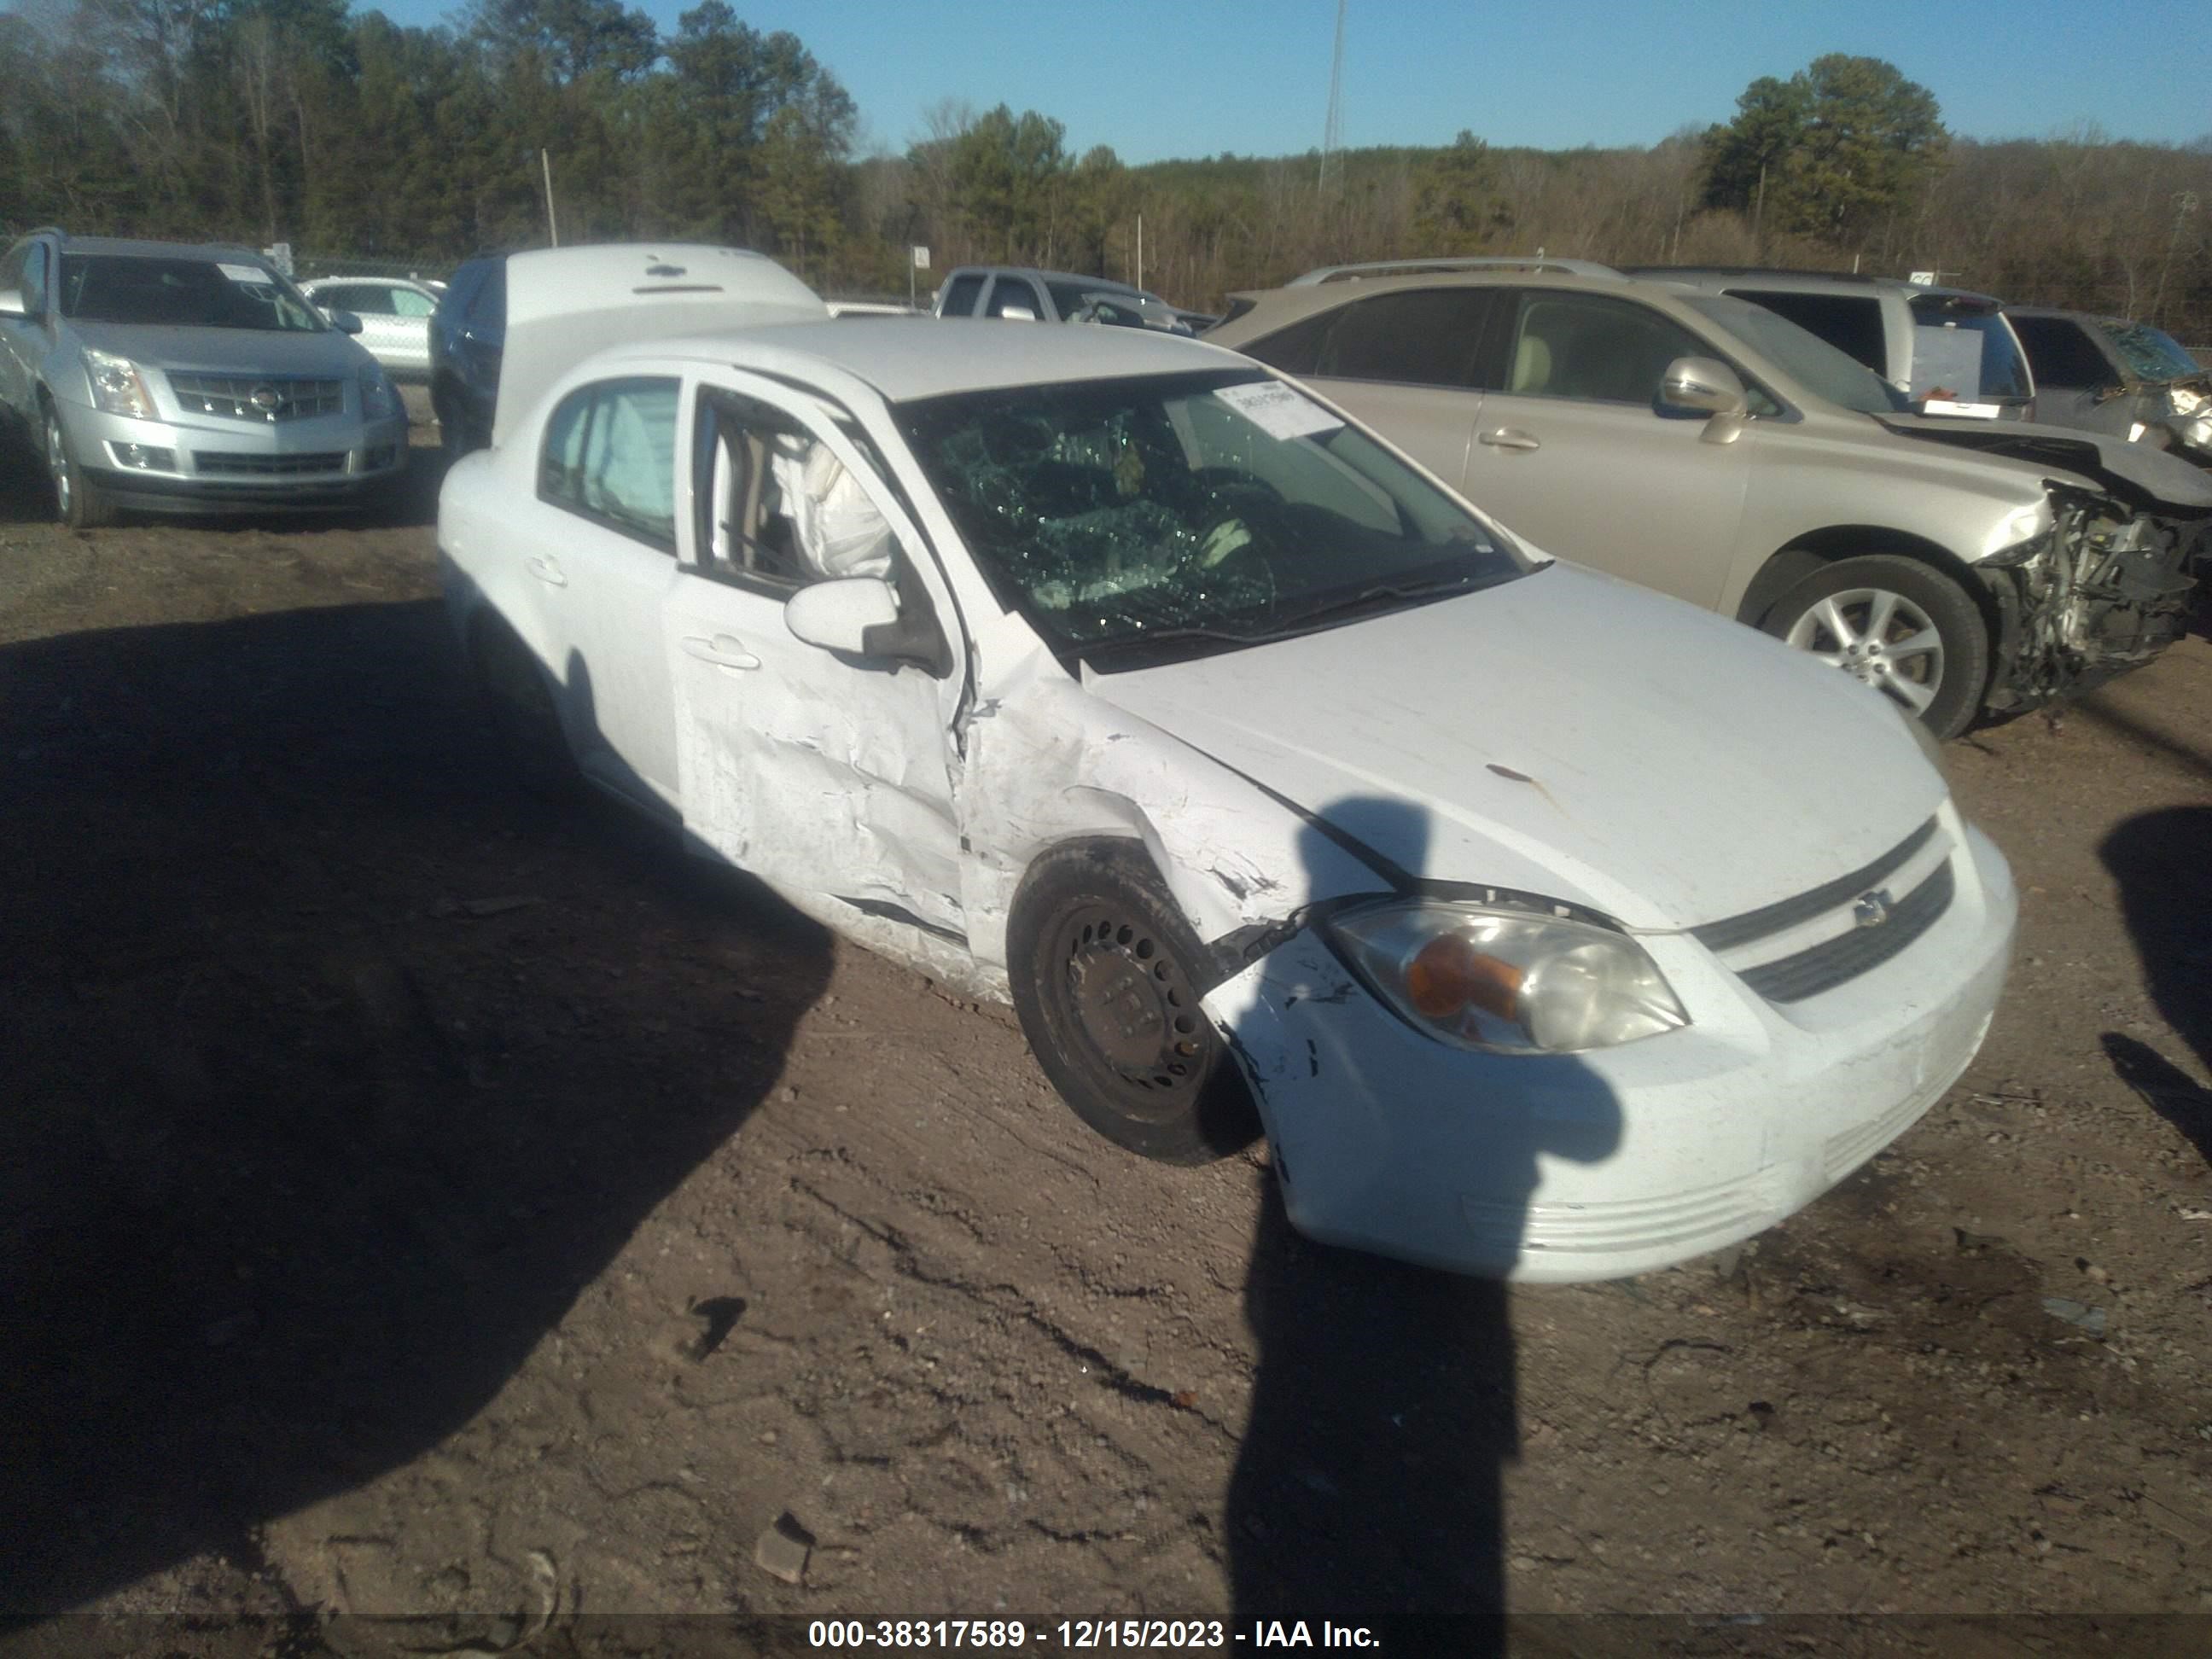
[661, 370, 970, 946]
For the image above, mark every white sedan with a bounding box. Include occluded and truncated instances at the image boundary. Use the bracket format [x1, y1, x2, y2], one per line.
[438, 245, 2017, 1282]
[300, 276, 441, 380]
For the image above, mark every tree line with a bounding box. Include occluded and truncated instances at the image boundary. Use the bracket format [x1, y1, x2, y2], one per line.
[3, 4, 2207, 344]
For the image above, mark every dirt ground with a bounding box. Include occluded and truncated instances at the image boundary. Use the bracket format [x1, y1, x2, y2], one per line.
[2, 430, 2210, 1656]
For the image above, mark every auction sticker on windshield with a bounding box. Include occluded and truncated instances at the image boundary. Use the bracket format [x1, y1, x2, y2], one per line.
[1214, 381, 1342, 440]
[217, 263, 274, 284]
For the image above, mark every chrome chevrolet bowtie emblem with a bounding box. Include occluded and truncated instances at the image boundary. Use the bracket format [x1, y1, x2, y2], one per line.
[1853, 888, 1895, 928]
[249, 384, 281, 416]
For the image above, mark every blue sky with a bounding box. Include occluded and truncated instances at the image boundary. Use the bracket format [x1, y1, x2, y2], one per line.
[368, 0, 2212, 162]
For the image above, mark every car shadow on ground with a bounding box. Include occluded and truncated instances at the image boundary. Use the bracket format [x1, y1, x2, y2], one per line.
[2099, 806, 2212, 1170]
[0, 597, 831, 1615]
[1223, 799, 1622, 1639]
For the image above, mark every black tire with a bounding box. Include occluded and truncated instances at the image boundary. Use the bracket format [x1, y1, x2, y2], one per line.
[1006, 841, 1260, 1165]
[44, 402, 117, 529]
[1756, 553, 1988, 740]
[469, 614, 579, 797]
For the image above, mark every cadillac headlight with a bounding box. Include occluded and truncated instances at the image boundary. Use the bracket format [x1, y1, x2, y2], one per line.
[359, 366, 397, 420]
[1327, 899, 1688, 1055]
[83, 347, 157, 419]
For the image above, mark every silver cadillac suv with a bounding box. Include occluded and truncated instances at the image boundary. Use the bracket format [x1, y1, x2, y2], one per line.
[0, 230, 408, 527]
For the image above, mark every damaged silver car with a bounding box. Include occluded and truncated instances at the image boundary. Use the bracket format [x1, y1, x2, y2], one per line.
[2006, 306, 2212, 467]
[1208, 263, 2212, 737]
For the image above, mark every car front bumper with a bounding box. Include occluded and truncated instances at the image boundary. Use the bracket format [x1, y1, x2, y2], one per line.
[1202, 814, 2017, 1283]
[59, 395, 408, 514]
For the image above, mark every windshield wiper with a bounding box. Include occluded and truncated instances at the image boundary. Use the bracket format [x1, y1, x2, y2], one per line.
[1260, 571, 1486, 636]
[1077, 622, 1273, 672]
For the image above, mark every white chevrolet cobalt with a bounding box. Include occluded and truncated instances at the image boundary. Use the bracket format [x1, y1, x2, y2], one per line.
[438, 246, 2017, 1282]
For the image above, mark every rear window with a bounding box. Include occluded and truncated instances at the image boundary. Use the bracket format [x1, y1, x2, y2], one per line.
[2008, 315, 2116, 390]
[1725, 289, 1887, 376]
[1236, 308, 1341, 375]
[1907, 296, 2030, 401]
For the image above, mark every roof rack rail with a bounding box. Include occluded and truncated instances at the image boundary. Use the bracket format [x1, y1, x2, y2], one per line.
[1623, 265, 1883, 284]
[1288, 255, 1622, 286]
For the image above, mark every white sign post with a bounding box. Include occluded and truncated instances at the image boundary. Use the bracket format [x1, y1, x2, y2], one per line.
[910, 246, 930, 311]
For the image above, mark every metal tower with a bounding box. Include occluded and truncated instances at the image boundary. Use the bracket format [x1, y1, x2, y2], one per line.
[1320, 0, 1346, 189]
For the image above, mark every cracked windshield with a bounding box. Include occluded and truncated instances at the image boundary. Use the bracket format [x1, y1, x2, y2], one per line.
[897, 370, 1528, 665]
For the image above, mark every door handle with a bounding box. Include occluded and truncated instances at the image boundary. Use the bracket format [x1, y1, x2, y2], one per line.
[680, 634, 761, 672]
[1479, 428, 1540, 452]
[525, 556, 567, 587]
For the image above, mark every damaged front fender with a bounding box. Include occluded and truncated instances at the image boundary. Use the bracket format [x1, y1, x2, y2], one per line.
[1980, 489, 2202, 714]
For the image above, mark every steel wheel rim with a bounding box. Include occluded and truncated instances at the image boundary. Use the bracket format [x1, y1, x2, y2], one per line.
[45, 414, 71, 517]
[1784, 585, 1945, 715]
[1056, 900, 1210, 1101]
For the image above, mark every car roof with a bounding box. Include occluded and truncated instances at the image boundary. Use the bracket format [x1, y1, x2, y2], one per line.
[951, 265, 1152, 297]
[44, 233, 265, 262]
[1638, 266, 2005, 306]
[1217, 267, 1672, 332]
[611, 317, 1252, 402]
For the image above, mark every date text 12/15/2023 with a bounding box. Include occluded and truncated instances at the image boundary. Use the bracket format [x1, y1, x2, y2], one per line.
[806, 1621, 1383, 1649]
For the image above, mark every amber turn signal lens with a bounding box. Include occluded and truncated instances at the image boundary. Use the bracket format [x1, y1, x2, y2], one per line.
[1404, 934, 1524, 1022]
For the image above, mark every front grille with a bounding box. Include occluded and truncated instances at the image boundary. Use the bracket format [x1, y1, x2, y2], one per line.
[194, 450, 349, 476]
[170, 374, 346, 422]
[1692, 818, 1937, 952]
[1737, 861, 1955, 1004]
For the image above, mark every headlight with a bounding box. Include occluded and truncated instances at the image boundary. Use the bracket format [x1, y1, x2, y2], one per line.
[83, 347, 157, 419]
[359, 367, 396, 420]
[1978, 498, 2053, 562]
[1325, 899, 1689, 1055]
[2180, 411, 2212, 454]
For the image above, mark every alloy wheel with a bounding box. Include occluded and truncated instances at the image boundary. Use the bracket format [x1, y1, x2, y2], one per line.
[1784, 585, 1946, 715]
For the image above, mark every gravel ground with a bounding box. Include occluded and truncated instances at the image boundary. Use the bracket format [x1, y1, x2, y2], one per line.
[2, 434, 2209, 1656]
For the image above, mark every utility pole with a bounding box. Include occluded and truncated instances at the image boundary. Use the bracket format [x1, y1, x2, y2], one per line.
[541, 148, 559, 247]
[2149, 190, 2198, 325]
[1319, 0, 1346, 190]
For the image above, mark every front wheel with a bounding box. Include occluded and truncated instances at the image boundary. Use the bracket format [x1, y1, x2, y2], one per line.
[1007, 842, 1259, 1165]
[1757, 553, 1988, 740]
[45, 405, 117, 529]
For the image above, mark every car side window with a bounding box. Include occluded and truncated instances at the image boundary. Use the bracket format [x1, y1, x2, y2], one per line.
[1725, 290, 1887, 376]
[692, 388, 907, 596]
[1237, 308, 1342, 376]
[2009, 316, 2116, 390]
[539, 376, 679, 551]
[391, 288, 437, 319]
[349, 286, 398, 316]
[1313, 289, 1493, 387]
[985, 279, 1044, 318]
[940, 273, 986, 316]
[1497, 293, 1708, 406]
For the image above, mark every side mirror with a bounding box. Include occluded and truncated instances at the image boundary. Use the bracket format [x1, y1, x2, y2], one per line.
[329, 308, 364, 335]
[0, 288, 27, 318]
[785, 577, 901, 655]
[996, 305, 1038, 323]
[1658, 355, 1748, 417]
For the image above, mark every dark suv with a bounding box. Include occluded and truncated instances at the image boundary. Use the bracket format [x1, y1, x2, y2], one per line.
[428, 256, 505, 459]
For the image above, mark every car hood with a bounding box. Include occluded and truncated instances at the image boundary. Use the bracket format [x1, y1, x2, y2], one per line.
[1877, 413, 2212, 515]
[65, 320, 370, 379]
[1083, 562, 1946, 932]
